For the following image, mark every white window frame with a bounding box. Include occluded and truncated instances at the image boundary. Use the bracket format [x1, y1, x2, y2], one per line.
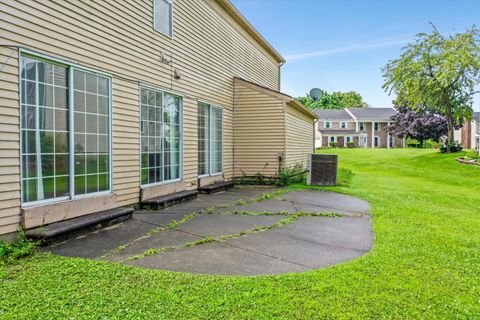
[153, 0, 174, 38]
[19, 49, 113, 208]
[324, 121, 332, 129]
[359, 122, 365, 131]
[139, 85, 183, 189]
[374, 136, 380, 147]
[341, 121, 347, 129]
[198, 102, 224, 178]
[329, 136, 337, 143]
[345, 136, 353, 147]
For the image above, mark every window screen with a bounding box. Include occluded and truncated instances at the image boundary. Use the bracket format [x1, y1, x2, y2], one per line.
[154, 0, 173, 37]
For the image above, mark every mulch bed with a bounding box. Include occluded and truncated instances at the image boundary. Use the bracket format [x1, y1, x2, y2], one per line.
[456, 158, 480, 166]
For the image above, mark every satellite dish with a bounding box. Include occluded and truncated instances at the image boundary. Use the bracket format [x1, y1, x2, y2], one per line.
[309, 88, 323, 101]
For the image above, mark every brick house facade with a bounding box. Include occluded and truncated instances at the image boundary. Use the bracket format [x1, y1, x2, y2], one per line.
[315, 108, 404, 149]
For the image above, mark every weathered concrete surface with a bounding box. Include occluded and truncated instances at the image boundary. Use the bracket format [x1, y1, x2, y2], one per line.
[176, 214, 284, 238]
[44, 187, 373, 275]
[45, 219, 155, 259]
[127, 241, 309, 275]
[217, 199, 297, 214]
[283, 190, 371, 215]
[224, 216, 373, 270]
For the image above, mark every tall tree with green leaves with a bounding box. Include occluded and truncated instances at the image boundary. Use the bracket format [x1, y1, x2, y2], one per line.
[383, 24, 480, 145]
[296, 90, 368, 110]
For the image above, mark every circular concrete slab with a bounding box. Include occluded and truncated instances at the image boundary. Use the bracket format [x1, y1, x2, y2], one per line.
[46, 189, 373, 275]
[126, 190, 373, 275]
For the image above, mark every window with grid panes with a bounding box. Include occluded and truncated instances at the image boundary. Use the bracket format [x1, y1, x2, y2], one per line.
[140, 87, 181, 186]
[20, 54, 111, 205]
[198, 103, 222, 176]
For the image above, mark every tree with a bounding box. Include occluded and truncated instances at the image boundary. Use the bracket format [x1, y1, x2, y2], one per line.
[296, 90, 368, 110]
[383, 24, 480, 145]
[387, 106, 449, 147]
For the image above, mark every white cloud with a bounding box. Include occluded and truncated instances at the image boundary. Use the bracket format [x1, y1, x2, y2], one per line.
[284, 39, 410, 63]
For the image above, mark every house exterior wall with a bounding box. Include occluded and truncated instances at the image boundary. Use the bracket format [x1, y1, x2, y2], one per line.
[375, 122, 388, 148]
[0, 0, 282, 234]
[315, 124, 322, 148]
[455, 119, 479, 149]
[317, 118, 401, 149]
[365, 122, 373, 148]
[285, 104, 314, 168]
[352, 136, 359, 147]
[461, 122, 472, 149]
[233, 79, 285, 177]
[320, 120, 355, 130]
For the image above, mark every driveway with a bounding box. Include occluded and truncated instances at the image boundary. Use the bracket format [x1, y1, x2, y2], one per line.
[46, 187, 373, 275]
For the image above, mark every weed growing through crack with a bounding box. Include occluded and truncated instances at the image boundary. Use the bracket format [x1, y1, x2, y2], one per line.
[124, 210, 340, 261]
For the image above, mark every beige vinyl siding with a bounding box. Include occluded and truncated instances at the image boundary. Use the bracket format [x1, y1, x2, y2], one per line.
[285, 104, 314, 168]
[111, 79, 141, 205]
[0, 47, 21, 235]
[0, 0, 279, 234]
[234, 80, 285, 177]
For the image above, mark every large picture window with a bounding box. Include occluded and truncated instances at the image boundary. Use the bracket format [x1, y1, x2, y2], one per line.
[140, 87, 181, 186]
[20, 54, 111, 205]
[198, 103, 223, 176]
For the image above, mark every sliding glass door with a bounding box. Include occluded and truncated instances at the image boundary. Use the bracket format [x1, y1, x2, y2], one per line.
[140, 87, 182, 186]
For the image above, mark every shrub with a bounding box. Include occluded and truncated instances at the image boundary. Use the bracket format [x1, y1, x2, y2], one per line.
[440, 142, 463, 153]
[346, 142, 355, 148]
[0, 230, 37, 263]
[463, 150, 479, 161]
[329, 142, 338, 148]
[277, 163, 307, 186]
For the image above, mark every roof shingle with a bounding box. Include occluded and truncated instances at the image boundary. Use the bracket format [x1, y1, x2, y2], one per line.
[346, 108, 396, 120]
[313, 109, 353, 120]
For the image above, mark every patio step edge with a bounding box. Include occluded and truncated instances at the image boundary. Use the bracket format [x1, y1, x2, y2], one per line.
[25, 207, 134, 243]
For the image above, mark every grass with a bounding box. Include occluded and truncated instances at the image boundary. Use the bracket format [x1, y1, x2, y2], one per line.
[1, 149, 480, 319]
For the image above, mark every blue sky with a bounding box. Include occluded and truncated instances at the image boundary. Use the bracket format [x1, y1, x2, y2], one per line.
[231, 0, 480, 110]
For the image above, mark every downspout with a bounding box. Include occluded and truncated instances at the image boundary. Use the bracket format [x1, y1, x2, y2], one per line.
[232, 79, 236, 179]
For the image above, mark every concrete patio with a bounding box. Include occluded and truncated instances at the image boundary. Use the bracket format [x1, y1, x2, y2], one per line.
[45, 187, 373, 275]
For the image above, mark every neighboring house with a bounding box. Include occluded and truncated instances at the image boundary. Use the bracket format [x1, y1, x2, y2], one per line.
[0, 0, 316, 237]
[456, 112, 480, 150]
[314, 108, 404, 148]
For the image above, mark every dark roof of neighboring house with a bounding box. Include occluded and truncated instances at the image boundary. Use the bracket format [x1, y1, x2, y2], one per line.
[346, 107, 396, 120]
[313, 109, 353, 120]
[319, 130, 357, 135]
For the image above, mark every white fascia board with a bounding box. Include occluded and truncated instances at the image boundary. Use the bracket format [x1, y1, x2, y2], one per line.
[344, 108, 357, 121]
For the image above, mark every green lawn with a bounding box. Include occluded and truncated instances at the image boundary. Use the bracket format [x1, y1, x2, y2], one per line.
[1, 149, 479, 319]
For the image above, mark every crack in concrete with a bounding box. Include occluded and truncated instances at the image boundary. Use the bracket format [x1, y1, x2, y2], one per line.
[219, 239, 312, 269]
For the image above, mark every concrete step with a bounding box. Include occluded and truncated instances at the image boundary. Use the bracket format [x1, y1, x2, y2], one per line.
[141, 190, 199, 210]
[25, 207, 134, 244]
[198, 181, 235, 194]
